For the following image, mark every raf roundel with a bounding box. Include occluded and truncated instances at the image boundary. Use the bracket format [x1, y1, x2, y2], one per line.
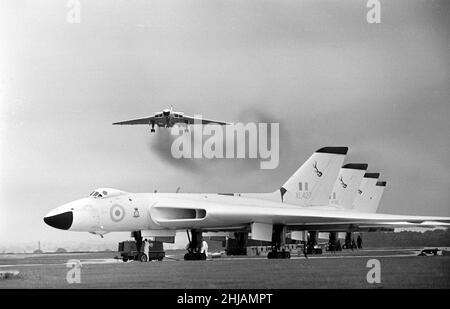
[110, 204, 125, 222]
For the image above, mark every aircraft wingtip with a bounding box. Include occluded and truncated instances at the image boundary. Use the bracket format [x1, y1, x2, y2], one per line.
[342, 163, 368, 170]
[316, 146, 348, 155]
[376, 181, 387, 187]
[364, 172, 380, 179]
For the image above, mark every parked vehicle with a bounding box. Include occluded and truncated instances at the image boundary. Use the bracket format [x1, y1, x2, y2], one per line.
[118, 240, 165, 262]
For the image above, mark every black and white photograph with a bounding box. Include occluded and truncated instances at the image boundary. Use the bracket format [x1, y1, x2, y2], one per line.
[1, 0, 449, 297]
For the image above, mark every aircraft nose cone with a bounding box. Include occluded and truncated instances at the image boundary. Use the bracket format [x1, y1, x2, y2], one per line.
[44, 211, 73, 230]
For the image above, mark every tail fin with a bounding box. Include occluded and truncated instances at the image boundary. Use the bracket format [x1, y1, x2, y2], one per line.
[353, 173, 382, 212]
[280, 147, 348, 206]
[330, 163, 368, 209]
[370, 181, 387, 213]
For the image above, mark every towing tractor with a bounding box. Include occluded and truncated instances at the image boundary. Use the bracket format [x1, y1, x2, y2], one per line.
[118, 240, 165, 262]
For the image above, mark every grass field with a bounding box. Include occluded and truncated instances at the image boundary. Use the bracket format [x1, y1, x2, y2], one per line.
[0, 249, 449, 289]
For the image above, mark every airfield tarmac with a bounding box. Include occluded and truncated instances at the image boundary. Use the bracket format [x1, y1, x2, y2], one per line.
[0, 248, 449, 288]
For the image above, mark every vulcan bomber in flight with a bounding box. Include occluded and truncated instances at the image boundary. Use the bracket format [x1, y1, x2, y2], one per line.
[113, 106, 230, 132]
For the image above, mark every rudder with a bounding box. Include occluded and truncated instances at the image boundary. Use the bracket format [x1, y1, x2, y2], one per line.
[280, 147, 348, 206]
[330, 163, 368, 209]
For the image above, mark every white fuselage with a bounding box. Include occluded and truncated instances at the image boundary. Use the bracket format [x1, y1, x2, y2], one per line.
[44, 191, 448, 236]
[44, 147, 450, 238]
[45, 192, 288, 233]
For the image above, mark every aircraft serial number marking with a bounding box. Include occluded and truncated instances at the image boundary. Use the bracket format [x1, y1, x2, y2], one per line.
[296, 191, 312, 199]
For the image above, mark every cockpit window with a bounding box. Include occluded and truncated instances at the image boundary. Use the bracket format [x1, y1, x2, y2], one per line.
[89, 191, 103, 198]
[88, 188, 126, 198]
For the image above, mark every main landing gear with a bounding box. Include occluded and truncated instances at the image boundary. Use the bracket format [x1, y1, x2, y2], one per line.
[342, 232, 357, 250]
[184, 229, 207, 260]
[150, 121, 156, 133]
[267, 225, 290, 259]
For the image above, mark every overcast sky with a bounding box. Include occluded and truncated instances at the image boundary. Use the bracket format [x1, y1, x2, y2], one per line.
[0, 0, 449, 246]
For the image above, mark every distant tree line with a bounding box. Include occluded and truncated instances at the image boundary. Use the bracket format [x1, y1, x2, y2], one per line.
[361, 229, 450, 248]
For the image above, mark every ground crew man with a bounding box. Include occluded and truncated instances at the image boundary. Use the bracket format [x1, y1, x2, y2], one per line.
[357, 235, 363, 249]
[201, 240, 209, 258]
[143, 239, 150, 261]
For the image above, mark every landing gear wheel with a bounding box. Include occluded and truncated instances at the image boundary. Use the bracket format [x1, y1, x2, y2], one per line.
[184, 252, 206, 260]
[151, 129, 155, 133]
[122, 257, 128, 262]
[158, 257, 164, 261]
[139, 253, 148, 262]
